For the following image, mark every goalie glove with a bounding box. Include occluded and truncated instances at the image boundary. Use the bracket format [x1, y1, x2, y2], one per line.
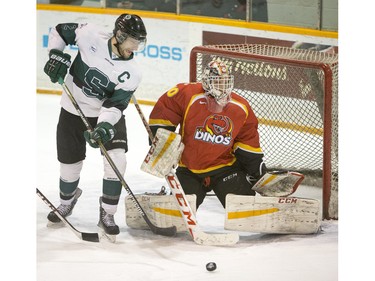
[251, 171, 304, 197]
[84, 122, 116, 148]
[44, 49, 71, 83]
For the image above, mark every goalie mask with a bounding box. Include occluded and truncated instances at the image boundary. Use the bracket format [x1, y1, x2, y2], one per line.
[113, 14, 147, 58]
[202, 60, 234, 112]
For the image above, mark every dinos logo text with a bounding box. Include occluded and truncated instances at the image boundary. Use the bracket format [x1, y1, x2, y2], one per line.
[194, 114, 233, 146]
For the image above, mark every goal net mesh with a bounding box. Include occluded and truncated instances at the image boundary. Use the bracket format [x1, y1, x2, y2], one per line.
[190, 44, 338, 219]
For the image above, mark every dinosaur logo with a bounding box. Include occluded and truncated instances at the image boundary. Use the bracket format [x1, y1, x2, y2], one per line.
[194, 114, 233, 146]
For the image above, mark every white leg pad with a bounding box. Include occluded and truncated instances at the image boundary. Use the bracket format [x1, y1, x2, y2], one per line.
[225, 194, 321, 234]
[125, 194, 196, 233]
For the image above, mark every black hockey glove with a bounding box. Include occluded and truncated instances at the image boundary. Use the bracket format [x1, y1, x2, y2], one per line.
[44, 49, 71, 83]
[84, 122, 117, 148]
[245, 162, 267, 187]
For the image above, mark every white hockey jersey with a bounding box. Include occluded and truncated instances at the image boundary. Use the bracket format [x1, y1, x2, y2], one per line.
[47, 22, 143, 125]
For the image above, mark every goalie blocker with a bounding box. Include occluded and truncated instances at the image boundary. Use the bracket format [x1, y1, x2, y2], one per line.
[141, 128, 184, 178]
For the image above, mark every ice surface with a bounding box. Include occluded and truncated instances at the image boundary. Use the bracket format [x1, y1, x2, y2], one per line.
[36, 94, 338, 281]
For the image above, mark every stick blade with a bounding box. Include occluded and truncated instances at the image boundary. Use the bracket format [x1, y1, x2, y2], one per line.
[151, 225, 177, 237]
[193, 230, 239, 246]
[81, 232, 100, 242]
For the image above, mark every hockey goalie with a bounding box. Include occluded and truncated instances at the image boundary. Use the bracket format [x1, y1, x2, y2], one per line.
[126, 128, 321, 236]
[127, 60, 321, 239]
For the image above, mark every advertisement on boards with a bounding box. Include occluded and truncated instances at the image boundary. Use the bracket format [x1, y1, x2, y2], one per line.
[37, 9, 337, 101]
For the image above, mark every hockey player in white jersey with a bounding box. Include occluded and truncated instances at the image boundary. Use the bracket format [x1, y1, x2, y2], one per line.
[43, 14, 147, 237]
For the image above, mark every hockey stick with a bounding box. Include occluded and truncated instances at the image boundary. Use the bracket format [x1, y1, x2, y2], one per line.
[166, 173, 239, 246]
[59, 80, 176, 237]
[36, 188, 100, 242]
[132, 95, 239, 245]
[131, 95, 154, 142]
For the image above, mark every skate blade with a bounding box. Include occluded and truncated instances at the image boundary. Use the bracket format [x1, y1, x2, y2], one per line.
[46, 220, 64, 228]
[99, 228, 117, 243]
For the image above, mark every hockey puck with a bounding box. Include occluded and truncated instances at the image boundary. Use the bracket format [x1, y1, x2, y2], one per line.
[206, 262, 217, 271]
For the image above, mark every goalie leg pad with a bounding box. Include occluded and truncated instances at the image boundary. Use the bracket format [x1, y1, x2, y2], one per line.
[125, 194, 196, 233]
[141, 128, 184, 178]
[224, 194, 321, 234]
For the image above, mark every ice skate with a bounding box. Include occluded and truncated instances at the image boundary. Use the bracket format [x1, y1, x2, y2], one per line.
[98, 197, 119, 243]
[47, 188, 82, 226]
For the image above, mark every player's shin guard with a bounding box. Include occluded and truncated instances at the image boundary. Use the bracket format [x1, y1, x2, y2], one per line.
[101, 148, 124, 210]
[103, 148, 126, 181]
[101, 148, 125, 207]
[98, 149, 125, 236]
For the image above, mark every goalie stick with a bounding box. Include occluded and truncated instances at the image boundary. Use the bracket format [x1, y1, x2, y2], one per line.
[132, 95, 239, 246]
[166, 172, 239, 246]
[36, 188, 100, 242]
[59, 80, 177, 237]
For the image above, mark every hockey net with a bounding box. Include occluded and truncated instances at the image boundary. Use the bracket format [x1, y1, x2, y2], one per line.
[190, 44, 338, 219]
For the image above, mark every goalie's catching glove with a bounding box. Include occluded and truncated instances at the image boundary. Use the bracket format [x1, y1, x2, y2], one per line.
[84, 122, 116, 148]
[44, 49, 71, 83]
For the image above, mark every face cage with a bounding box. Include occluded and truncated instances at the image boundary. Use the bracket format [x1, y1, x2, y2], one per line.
[115, 30, 147, 52]
[205, 75, 234, 106]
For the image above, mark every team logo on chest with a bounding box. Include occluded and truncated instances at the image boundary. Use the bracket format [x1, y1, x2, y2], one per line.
[194, 114, 233, 146]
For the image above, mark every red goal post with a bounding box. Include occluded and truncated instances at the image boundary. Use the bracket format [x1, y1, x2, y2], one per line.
[190, 44, 338, 220]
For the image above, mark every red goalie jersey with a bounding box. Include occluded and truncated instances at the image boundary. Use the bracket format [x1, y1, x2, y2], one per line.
[149, 82, 265, 178]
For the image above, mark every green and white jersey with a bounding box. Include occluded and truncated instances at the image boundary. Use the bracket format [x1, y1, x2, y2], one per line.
[47, 22, 142, 125]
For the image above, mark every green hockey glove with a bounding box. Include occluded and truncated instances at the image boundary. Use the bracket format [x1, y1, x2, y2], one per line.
[84, 122, 117, 148]
[44, 49, 71, 83]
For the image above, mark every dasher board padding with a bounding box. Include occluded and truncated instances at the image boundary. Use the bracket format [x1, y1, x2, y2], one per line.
[225, 194, 321, 234]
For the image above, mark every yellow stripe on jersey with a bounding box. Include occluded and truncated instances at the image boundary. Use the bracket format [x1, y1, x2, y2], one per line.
[179, 158, 237, 174]
[180, 93, 205, 139]
[233, 142, 263, 154]
[229, 99, 249, 116]
[149, 118, 175, 127]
